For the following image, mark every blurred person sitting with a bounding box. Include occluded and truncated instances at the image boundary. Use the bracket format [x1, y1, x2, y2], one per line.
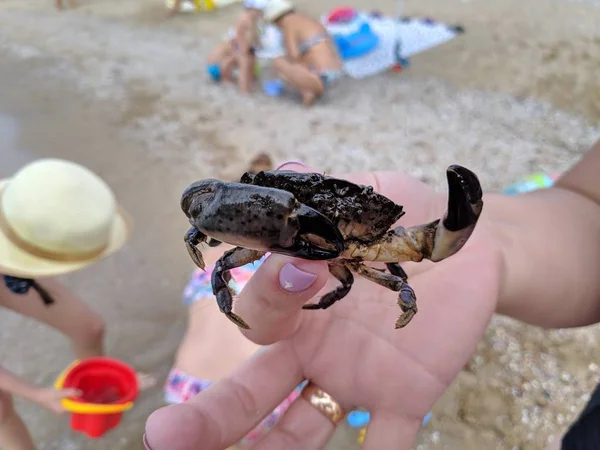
[263, 0, 344, 105]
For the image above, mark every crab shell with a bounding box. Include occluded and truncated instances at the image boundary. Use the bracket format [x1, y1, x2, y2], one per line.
[240, 170, 406, 243]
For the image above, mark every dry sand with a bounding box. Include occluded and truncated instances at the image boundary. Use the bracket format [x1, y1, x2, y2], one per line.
[0, 0, 600, 448]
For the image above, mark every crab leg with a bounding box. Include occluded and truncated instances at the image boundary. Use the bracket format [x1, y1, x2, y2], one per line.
[212, 247, 266, 329]
[302, 263, 354, 311]
[350, 262, 418, 329]
[342, 165, 483, 263]
[385, 263, 408, 281]
[184, 227, 209, 270]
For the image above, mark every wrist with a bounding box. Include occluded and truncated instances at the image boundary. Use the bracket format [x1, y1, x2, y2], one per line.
[0, 367, 43, 402]
[20, 385, 44, 404]
[491, 186, 600, 327]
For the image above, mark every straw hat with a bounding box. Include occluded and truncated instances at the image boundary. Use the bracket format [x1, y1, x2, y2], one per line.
[0, 158, 132, 278]
[263, 0, 294, 22]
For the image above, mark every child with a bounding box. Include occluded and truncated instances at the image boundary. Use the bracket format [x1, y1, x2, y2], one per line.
[204, 0, 267, 93]
[161, 153, 308, 449]
[206, 36, 259, 93]
[0, 158, 155, 450]
[262, 0, 344, 105]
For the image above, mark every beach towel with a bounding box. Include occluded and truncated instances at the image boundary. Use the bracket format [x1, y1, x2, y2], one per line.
[254, 11, 465, 79]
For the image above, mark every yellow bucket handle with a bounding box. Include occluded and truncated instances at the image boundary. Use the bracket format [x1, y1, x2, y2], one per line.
[54, 360, 134, 415]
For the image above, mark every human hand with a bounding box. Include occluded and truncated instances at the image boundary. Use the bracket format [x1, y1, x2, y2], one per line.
[33, 387, 82, 415]
[144, 162, 503, 450]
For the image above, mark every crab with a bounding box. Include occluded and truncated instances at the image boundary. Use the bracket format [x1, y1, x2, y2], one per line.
[180, 165, 483, 330]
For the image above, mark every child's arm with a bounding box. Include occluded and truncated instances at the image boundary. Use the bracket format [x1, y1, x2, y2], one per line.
[237, 52, 256, 93]
[0, 366, 41, 402]
[490, 138, 600, 328]
[221, 54, 238, 82]
[235, 9, 261, 53]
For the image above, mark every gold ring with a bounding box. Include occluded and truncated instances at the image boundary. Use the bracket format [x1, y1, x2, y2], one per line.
[301, 382, 345, 425]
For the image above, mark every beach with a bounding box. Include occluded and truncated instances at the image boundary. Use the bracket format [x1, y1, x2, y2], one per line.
[0, 0, 599, 448]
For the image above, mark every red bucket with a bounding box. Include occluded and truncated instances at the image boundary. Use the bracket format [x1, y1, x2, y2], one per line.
[54, 357, 139, 439]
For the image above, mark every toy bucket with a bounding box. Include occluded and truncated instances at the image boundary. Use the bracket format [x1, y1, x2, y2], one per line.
[54, 357, 139, 439]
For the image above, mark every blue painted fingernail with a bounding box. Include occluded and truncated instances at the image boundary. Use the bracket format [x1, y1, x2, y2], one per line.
[279, 263, 317, 292]
[275, 160, 306, 170]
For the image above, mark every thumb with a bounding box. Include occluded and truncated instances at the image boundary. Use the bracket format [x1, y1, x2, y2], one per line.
[234, 253, 330, 345]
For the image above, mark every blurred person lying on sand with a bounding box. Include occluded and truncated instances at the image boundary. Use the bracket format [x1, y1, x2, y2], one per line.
[154, 154, 309, 450]
[0, 159, 155, 450]
[144, 137, 600, 450]
[262, 0, 344, 105]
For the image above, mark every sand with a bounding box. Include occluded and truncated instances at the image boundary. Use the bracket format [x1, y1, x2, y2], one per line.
[0, 0, 599, 448]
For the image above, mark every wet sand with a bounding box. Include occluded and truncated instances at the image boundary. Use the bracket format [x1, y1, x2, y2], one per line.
[0, 0, 599, 448]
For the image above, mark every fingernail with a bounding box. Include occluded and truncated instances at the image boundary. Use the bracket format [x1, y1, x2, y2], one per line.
[279, 263, 317, 292]
[142, 433, 153, 450]
[275, 160, 306, 170]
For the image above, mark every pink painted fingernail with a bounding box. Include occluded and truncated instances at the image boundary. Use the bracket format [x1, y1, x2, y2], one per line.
[279, 263, 317, 292]
[143, 433, 153, 450]
[275, 160, 306, 170]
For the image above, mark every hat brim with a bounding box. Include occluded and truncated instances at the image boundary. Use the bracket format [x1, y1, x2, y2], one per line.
[263, 0, 294, 22]
[0, 179, 133, 278]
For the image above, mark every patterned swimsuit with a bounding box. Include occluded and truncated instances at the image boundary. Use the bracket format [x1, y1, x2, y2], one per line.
[164, 254, 306, 447]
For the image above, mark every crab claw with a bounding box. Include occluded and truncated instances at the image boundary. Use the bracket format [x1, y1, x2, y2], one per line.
[272, 204, 345, 260]
[444, 165, 483, 232]
[429, 165, 483, 262]
[342, 165, 483, 265]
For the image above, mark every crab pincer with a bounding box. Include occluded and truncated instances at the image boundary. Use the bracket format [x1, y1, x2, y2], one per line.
[180, 179, 344, 328]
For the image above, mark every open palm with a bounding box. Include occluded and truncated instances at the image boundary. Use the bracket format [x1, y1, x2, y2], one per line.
[144, 164, 503, 450]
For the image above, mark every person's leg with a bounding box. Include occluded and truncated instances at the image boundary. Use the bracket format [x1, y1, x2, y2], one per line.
[273, 56, 324, 106]
[0, 277, 105, 360]
[237, 52, 256, 94]
[0, 390, 35, 450]
[220, 54, 238, 83]
[207, 41, 234, 66]
[0, 278, 157, 390]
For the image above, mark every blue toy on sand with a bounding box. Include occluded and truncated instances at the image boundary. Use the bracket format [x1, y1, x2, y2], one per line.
[347, 409, 432, 445]
[263, 79, 285, 96]
[331, 21, 380, 60]
[206, 64, 221, 82]
[325, 7, 380, 61]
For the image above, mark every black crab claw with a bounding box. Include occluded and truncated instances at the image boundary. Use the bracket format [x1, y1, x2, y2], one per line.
[180, 180, 215, 218]
[272, 204, 345, 260]
[444, 165, 484, 232]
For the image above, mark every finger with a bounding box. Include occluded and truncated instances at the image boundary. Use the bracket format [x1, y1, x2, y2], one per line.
[252, 392, 340, 450]
[235, 253, 330, 345]
[361, 412, 420, 450]
[60, 388, 82, 397]
[144, 343, 304, 450]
